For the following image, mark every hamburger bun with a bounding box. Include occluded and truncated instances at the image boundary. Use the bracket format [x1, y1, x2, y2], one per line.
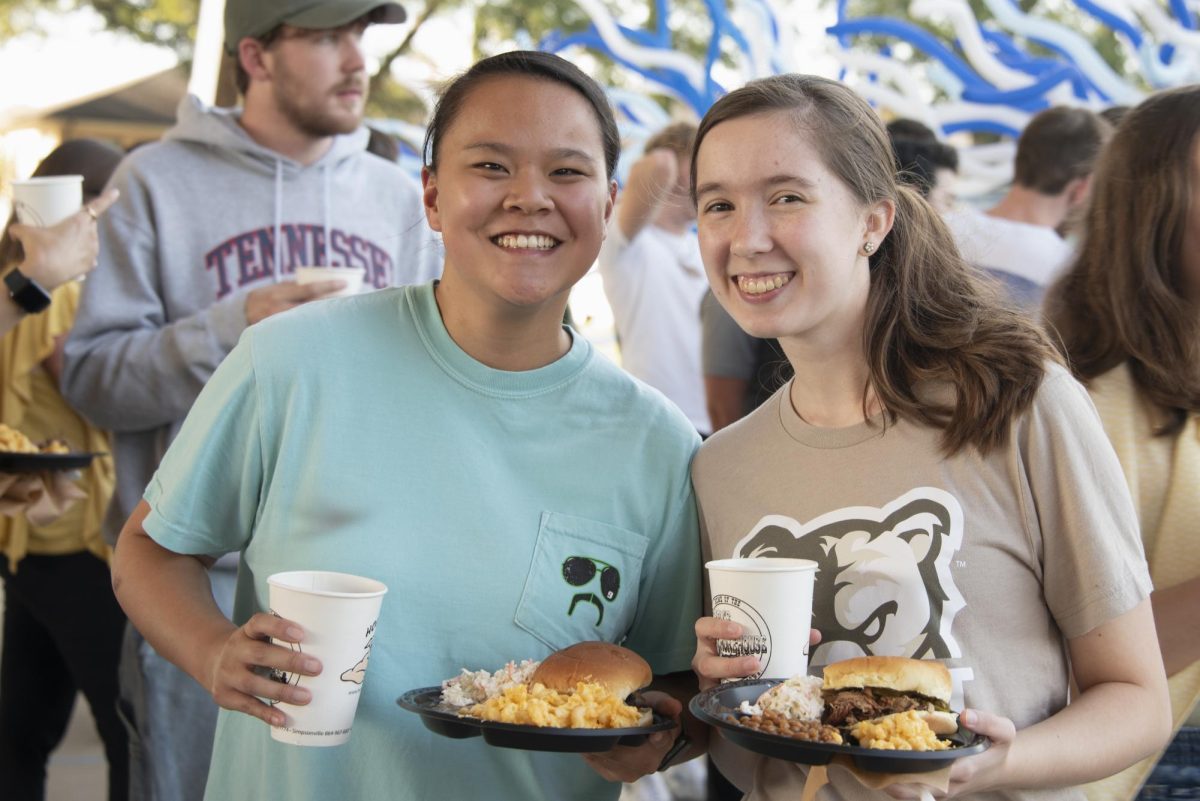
[822, 656, 952, 707]
[530, 641, 652, 701]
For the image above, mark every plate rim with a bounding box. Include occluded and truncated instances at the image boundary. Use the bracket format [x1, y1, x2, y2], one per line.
[397, 685, 676, 739]
[690, 677, 990, 767]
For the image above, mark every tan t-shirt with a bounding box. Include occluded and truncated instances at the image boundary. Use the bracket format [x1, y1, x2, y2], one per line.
[693, 363, 1152, 801]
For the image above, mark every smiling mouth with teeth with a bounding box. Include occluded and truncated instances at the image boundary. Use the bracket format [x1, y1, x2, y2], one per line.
[493, 234, 560, 250]
[736, 273, 793, 295]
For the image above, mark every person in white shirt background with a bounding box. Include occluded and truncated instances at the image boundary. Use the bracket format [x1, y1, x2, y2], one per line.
[599, 122, 712, 436]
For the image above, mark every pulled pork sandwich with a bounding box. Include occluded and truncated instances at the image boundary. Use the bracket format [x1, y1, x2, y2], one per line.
[463, 642, 654, 728]
[821, 656, 958, 735]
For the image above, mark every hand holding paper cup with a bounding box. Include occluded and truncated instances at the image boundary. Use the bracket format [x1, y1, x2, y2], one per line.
[266, 570, 387, 746]
[11, 176, 83, 227]
[706, 558, 817, 680]
[295, 266, 364, 298]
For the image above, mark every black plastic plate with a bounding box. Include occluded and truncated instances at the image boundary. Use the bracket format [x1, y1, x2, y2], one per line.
[0, 452, 98, 473]
[397, 686, 675, 753]
[690, 678, 989, 774]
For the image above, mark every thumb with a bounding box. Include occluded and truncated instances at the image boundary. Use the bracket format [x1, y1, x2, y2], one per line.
[959, 708, 1016, 744]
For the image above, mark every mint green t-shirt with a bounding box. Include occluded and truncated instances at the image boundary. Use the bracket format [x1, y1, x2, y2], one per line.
[142, 282, 702, 801]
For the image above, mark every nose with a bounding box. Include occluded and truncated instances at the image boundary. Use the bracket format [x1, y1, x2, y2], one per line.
[504, 170, 553, 215]
[729, 209, 772, 259]
[340, 31, 367, 74]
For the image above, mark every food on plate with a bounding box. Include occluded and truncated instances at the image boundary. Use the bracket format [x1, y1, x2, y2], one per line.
[738, 709, 843, 743]
[821, 655, 958, 734]
[0, 425, 73, 456]
[440, 660, 540, 708]
[739, 674, 824, 721]
[850, 710, 949, 751]
[727, 656, 960, 750]
[733, 674, 841, 743]
[0, 424, 38, 454]
[446, 642, 654, 729]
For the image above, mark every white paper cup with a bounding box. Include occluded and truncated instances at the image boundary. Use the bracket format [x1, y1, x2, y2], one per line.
[266, 571, 388, 746]
[707, 558, 817, 680]
[294, 266, 364, 297]
[11, 175, 83, 227]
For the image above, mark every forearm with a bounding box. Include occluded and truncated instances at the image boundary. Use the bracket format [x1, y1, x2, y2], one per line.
[992, 601, 1170, 791]
[63, 293, 247, 430]
[997, 678, 1168, 788]
[1152, 575, 1200, 676]
[616, 151, 675, 241]
[112, 502, 233, 692]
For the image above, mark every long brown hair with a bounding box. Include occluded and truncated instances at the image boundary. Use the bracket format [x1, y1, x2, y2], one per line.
[691, 75, 1058, 455]
[1045, 85, 1200, 435]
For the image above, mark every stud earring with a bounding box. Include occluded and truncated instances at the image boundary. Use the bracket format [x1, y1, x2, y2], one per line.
[862, 241, 875, 254]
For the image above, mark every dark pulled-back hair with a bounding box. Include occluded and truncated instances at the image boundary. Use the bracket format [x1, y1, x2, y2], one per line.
[423, 50, 620, 181]
[1013, 106, 1111, 194]
[1045, 85, 1200, 434]
[691, 75, 1058, 455]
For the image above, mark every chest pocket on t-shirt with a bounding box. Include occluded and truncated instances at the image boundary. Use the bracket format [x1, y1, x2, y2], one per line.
[514, 511, 649, 652]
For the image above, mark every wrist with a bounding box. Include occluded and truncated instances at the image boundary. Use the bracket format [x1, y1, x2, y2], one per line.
[4, 267, 52, 314]
[656, 729, 691, 772]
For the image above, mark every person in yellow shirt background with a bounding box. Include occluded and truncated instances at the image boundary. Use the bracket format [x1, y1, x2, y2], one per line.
[1046, 84, 1200, 801]
[0, 138, 128, 801]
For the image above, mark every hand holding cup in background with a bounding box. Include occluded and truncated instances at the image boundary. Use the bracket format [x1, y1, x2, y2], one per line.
[6, 188, 119, 291]
[295, 266, 364, 297]
[11, 175, 83, 227]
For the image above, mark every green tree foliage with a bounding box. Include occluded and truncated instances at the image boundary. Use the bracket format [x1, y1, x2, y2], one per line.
[0, 0, 199, 56]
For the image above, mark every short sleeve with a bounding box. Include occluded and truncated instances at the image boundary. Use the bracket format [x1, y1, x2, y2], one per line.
[142, 333, 265, 557]
[701, 291, 757, 379]
[621, 455, 703, 675]
[1021, 368, 1152, 639]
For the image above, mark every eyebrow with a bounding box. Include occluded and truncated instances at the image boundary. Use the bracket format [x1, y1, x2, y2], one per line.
[464, 142, 598, 164]
[695, 173, 818, 197]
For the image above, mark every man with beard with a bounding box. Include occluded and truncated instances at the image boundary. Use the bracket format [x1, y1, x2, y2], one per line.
[62, 2, 439, 799]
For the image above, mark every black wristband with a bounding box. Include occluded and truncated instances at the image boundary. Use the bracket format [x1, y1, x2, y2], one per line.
[4, 268, 51, 314]
[656, 730, 691, 772]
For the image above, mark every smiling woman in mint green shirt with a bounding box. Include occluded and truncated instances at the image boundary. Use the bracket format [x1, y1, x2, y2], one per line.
[110, 51, 702, 801]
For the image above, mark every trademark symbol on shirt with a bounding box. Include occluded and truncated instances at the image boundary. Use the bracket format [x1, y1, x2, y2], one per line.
[954, 560, 967, 569]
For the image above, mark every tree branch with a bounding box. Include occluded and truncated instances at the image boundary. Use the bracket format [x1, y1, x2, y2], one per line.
[369, 0, 452, 98]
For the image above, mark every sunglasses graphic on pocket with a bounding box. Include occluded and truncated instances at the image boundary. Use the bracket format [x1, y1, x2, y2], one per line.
[562, 556, 621, 626]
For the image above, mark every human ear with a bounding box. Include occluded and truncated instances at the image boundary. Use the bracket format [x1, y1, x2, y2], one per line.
[421, 167, 443, 233]
[238, 39, 271, 84]
[864, 198, 896, 248]
[600, 179, 618, 237]
[1066, 176, 1092, 209]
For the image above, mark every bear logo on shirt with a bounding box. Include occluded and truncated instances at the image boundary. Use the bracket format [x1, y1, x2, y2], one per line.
[733, 487, 966, 664]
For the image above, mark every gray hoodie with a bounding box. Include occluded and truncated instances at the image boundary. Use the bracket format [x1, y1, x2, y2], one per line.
[63, 95, 442, 545]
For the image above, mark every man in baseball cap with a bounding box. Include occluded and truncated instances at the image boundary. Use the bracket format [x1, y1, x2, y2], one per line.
[224, 0, 406, 55]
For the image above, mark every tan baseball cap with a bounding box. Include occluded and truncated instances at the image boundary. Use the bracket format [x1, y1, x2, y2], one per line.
[224, 0, 407, 54]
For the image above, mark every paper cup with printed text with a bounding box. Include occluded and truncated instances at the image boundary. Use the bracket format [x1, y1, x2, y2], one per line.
[706, 558, 817, 680]
[266, 571, 387, 747]
[11, 175, 83, 227]
[294, 265, 364, 297]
